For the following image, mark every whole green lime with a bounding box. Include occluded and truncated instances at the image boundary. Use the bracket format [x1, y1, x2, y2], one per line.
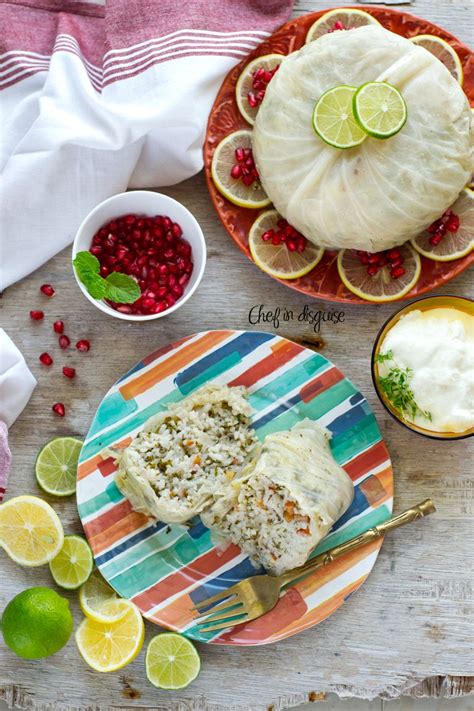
[1, 587, 73, 659]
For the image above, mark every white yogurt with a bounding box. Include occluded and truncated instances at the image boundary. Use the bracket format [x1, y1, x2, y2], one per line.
[379, 307, 474, 433]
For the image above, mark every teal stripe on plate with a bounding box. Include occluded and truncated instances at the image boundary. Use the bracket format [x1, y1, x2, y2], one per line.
[331, 413, 381, 465]
[78, 482, 124, 519]
[248, 353, 328, 411]
[179, 353, 243, 396]
[311, 504, 391, 556]
[110, 529, 214, 597]
[101, 526, 187, 579]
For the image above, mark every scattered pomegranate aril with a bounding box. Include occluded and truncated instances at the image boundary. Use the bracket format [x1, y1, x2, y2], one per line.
[52, 403, 65, 417]
[59, 335, 70, 349]
[40, 284, 55, 297]
[446, 214, 460, 233]
[39, 352, 53, 366]
[76, 339, 90, 352]
[246, 64, 279, 109]
[358, 248, 407, 280]
[62, 367, 76, 379]
[429, 234, 443, 246]
[367, 265, 379, 277]
[333, 20, 345, 30]
[230, 147, 260, 187]
[261, 218, 307, 253]
[390, 266, 406, 279]
[53, 320, 64, 334]
[230, 165, 243, 179]
[30, 310, 44, 320]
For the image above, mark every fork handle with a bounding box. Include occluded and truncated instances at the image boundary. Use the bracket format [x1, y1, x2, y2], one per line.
[278, 499, 436, 587]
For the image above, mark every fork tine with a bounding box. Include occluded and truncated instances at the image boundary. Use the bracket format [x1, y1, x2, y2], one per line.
[198, 612, 248, 634]
[194, 600, 244, 625]
[189, 586, 237, 613]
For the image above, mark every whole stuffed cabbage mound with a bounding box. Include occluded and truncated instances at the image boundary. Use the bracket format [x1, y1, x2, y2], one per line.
[252, 26, 471, 252]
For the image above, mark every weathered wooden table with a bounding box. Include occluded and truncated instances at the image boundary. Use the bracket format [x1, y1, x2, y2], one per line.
[1, 1, 473, 708]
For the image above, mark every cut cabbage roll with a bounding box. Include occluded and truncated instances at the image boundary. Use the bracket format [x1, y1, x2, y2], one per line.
[115, 384, 258, 523]
[202, 419, 354, 575]
[253, 26, 471, 252]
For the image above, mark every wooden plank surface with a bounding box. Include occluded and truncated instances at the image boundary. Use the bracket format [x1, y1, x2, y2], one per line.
[1, 0, 473, 708]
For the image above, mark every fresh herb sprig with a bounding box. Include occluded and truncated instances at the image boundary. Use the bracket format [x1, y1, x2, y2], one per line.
[376, 350, 432, 422]
[73, 252, 140, 304]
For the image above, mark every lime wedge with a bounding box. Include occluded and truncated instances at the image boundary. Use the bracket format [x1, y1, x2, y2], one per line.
[312, 85, 367, 149]
[35, 437, 83, 496]
[79, 570, 130, 623]
[353, 82, 407, 139]
[49, 534, 93, 590]
[146, 633, 201, 690]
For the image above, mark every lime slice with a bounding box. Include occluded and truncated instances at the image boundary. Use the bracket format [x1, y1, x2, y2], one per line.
[79, 569, 130, 623]
[211, 130, 271, 209]
[306, 8, 380, 43]
[75, 602, 144, 673]
[337, 244, 421, 302]
[236, 54, 283, 126]
[410, 34, 463, 85]
[146, 633, 201, 690]
[35, 437, 83, 496]
[312, 86, 367, 149]
[49, 534, 93, 590]
[411, 189, 474, 261]
[0, 495, 64, 566]
[249, 209, 324, 279]
[353, 82, 407, 139]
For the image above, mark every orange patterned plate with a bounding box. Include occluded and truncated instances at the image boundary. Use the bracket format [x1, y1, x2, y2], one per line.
[204, 6, 473, 304]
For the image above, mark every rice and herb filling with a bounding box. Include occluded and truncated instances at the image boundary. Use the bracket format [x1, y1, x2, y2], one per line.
[115, 384, 258, 523]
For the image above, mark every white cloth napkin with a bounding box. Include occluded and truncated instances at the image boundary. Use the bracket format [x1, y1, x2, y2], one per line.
[0, 329, 37, 500]
[0, 0, 293, 290]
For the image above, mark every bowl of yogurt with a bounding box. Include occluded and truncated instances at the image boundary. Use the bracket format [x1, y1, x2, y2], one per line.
[372, 295, 474, 440]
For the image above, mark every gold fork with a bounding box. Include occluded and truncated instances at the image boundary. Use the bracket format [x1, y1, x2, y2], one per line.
[191, 499, 435, 633]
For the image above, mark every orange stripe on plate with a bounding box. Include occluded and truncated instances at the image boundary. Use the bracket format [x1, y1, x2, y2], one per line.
[119, 331, 233, 400]
[343, 440, 390, 482]
[132, 544, 242, 610]
[148, 592, 196, 630]
[300, 366, 342, 402]
[88, 511, 149, 555]
[77, 437, 132, 481]
[228, 340, 303, 388]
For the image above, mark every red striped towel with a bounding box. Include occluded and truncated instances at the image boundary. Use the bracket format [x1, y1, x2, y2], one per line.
[0, 0, 293, 288]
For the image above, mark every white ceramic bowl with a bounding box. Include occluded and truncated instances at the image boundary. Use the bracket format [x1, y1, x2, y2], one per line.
[72, 191, 206, 321]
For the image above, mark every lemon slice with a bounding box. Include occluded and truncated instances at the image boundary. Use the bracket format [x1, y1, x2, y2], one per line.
[211, 130, 271, 209]
[249, 209, 324, 279]
[146, 633, 201, 690]
[49, 535, 93, 590]
[0, 495, 64, 567]
[313, 85, 367, 149]
[75, 601, 144, 672]
[353, 82, 407, 139]
[337, 244, 421, 302]
[411, 189, 474, 261]
[79, 569, 130, 623]
[35, 437, 83, 497]
[410, 34, 463, 85]
[236, 54, 283, 126]
[306, 8, 380, 43]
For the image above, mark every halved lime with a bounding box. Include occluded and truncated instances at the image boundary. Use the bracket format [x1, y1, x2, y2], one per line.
[211, 130, 271, 209]
[79, 569, 130, 623]
[35, 437, 83, 496]
[312, 86, 367, 149]
[249, 209, 324, 279]
[236, 54, 283, 125]
[49, 534, 93, 590]
[411, 189, 474, 261]
[306, 8, 380, 43]
[410, 34, 463, 85]
[353, 82, 407, 139]
[146, 633, 201, 690]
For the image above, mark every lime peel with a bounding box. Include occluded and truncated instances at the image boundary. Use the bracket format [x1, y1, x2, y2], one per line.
[353, 82, 407, 139]
[49, 534, 93, 590]
[312, 85, 366, 149]
[146, 633, 201, 690]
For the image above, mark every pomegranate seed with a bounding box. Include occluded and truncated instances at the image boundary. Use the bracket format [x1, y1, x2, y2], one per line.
[179, 273, 191, 287]
[242, 174, 254, 186]
[76, 339, 90, 352]
[247, 92, 258, 108]
[390, 266, 406, 279]
[359, 253, 369, 265]
[52, 403, 65, 417]
[141, 298, 156, 311]
[154, 300, 168, 313]
[90, 246, 102, 257]
[30, 310, 44, 320]
[386, 249, 401, 260]
[53, 320, 64, 334]
[62, 366, 76, 379]
[296, 237, 306, 253]
[59, 335, 70, 349]
[231, 165, 243, 179]
[171, 284, 184, 299]
[124, 214, 136, 225]
[272, 234, 282, 246]
[287, 240, 297, 252]
[446, 214, 460, 232]
[116, 305, 133, 314]
[389, 257, 403, 268]
[162, 217, 172, 230]
[40, 284, 55, 297]
[333, 20, 345, 30]
[429, 234, 443, 246]
[165, 293, 176, 308]
[368, 254, 381, 265]
[367, 265, 379, 277]
[235, 147, 245, 163]
[262, 230, 274, 242]
[172, 223, 182, 238]
[39, 352, 53, 366]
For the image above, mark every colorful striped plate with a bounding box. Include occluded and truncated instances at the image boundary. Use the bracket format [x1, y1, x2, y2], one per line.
[77, 330, 393, 646]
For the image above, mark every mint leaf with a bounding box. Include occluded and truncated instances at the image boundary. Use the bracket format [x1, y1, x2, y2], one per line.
[73, 251, 100, 280]
[105, 273, 141, 304]
[84, 273, 108, 299]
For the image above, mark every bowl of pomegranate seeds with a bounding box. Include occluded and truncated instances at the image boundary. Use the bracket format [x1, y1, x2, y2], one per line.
[72, 191, 206, 320]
